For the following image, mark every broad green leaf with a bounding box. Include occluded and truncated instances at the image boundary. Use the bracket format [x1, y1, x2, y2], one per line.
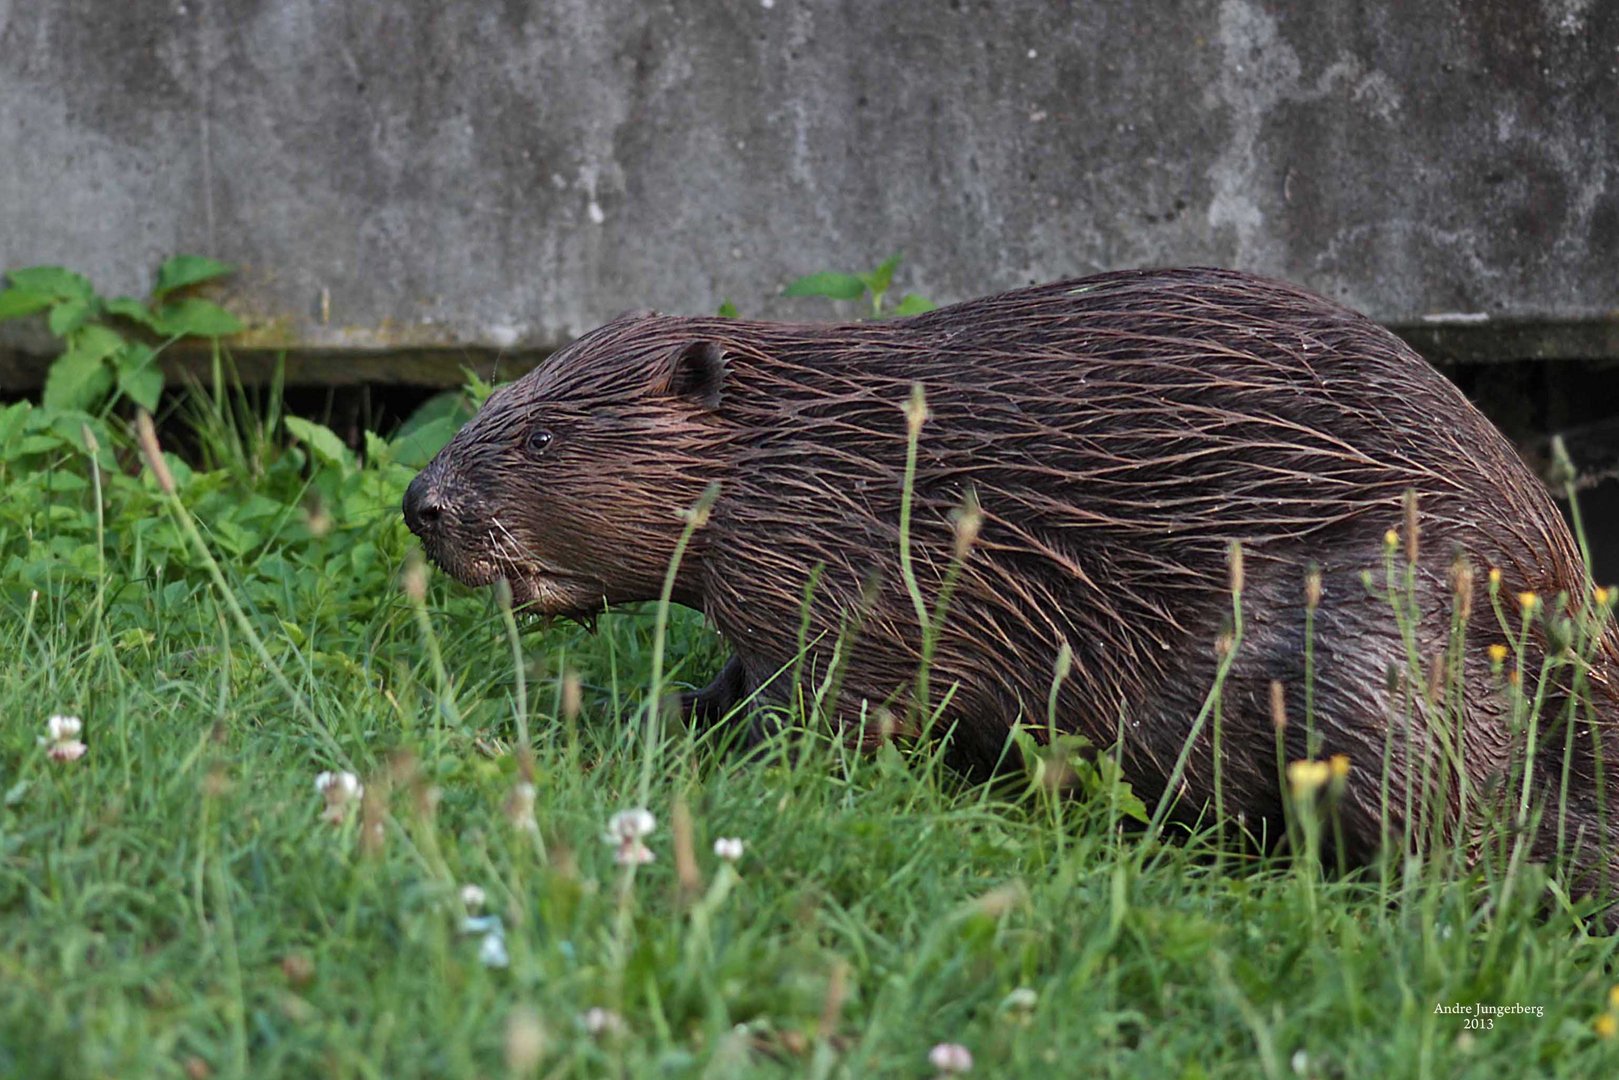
[0, 400, 31, 454]
[716, 299, 739, 318]
[154, 297, 242, 338]
[153, 254, 234, 299]
[0, 288, 53, 321]
[47, 297, 96, 337]
[284, 416, 351, 470]
[68, 324, 126, 365]
[397, 388, 474, 441]
[889, 293, 937, 317]
[104, 296, 160, 330]
[363, 430, 391, 466]
[118, 359, 164, 412]
[42, 351, 114, 411]
[389, 415, 458, 468]
[782, 271, 866, 301]
[861, 253, 903, 298]
[6, 266, 93, 302]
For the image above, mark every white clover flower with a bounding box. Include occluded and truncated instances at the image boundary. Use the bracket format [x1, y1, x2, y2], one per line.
[606, 808, 657, 866]
[47, 740, 88, 763]
[315, 771, 363, 799]
[582, 1007, 625, 1037]
[605, 808, 656, 843]
[315, 770, 364, 824]
[929, 1042, 974, 1074]
[46, 715, 83, 742]
[713, 837, 744, 862]
[478, 932, 509, 968]
[614, 841, 655, 867]
[460, 884, 487, 911]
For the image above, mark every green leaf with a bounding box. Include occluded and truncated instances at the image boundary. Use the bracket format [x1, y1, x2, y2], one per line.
[153, 254, 234, 299]
[47, 297, 96, 337]
[117, 343, 164, 411]
[782, 272, 867, 301]
[284, 416, 350, 470]
[154, 297, 242, 338]
[104, 296, 160, 331]
[43, 351, 115, 412]
[861, 253, 903, 298]
[388, 415, 459, 469]
[68, 324, 126, 364]
[0, 400, 31, 455]
[0, 288, 53, 321]
[888, 293, 937, 317]
[6, 266, 93, 302]
[716, 299, 739, 319]
[363, 430, 391, 466]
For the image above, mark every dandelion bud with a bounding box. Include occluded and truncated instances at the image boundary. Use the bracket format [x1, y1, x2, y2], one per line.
[1228, 540, 1244, 596]
[402, 555, 428, 603]
[1403, 490, 1420, 563]
[1328, 754, 1350, 781]
[1596, 587, 1613, 610]
[1214, 630, 1234, 660]
[1304, 564, 1322, 611]
[904, 383, 929, 438]
[1517, 591, 1539, 615]
[561, 670, 582, 723]
[1450, 554, 1474, 622]
[1359, 569, 1375, 593]
[135, 411, 177, 495]
[1487, 567, 1501, 594]
[952, 489, 983, 561]
[1269, 680, 1287, 733]
[1383, 529, 1399, 553]
[1549, 617, 1573, 654]
[1487, 643, 1509, 667]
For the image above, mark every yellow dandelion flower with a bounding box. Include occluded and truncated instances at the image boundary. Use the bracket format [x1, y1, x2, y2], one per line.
[1517, 591, 1539, 613]
[1287, 759, 1331, 798]
[1384, 529, 1399, 550]
[1487, 644, 1509, 665]
[1597, 587, 1613, 609]
[1329, 754, 1351, 780]
[1488, 567, 1501, 589]
[1595, 1013, 1616, 1040]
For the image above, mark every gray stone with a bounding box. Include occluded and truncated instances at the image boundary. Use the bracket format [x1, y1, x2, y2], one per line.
[1, 0, 1616, 376]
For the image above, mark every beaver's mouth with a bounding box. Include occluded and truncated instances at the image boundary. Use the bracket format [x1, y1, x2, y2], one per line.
[437, 554, 606, 624]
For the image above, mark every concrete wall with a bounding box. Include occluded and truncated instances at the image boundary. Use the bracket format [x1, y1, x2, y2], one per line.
[2, 0, 1616, 378]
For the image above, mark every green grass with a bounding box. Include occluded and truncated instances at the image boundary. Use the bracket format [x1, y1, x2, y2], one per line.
[4, 386, 1619, 1079]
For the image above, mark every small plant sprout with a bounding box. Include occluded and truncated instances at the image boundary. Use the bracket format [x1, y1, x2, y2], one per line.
[459, 884, 487, 912]
[315, 771, 363, 825]
[40, 714, 87, 762]
[713, 836, 744, 862]
[928, 1042, 974, 1074]
[606, 807, 657, 866]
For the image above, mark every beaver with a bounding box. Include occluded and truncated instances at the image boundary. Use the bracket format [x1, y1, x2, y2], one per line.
[404, 266, 1619, 894]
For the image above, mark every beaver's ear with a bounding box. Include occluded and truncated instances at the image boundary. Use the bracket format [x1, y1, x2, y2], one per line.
[660, 339, 727, 409]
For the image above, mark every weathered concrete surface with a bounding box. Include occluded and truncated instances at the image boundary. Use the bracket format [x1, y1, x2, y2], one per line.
[2, 0, 1616, 375]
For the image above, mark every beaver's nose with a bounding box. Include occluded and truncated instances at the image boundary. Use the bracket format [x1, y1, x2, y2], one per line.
[402, 472, 445, 536]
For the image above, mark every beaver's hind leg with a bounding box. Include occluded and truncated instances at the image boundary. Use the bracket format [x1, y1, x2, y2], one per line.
[679, 654, 792, 752]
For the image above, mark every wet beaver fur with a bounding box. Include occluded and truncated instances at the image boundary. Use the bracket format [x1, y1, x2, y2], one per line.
[405, 266, 1619, 895]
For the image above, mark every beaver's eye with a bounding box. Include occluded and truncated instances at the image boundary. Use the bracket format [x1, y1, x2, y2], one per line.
[526, 428, 554, 455]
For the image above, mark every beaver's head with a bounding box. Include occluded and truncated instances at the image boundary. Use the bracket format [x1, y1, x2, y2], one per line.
[403, 312, 731, 619]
